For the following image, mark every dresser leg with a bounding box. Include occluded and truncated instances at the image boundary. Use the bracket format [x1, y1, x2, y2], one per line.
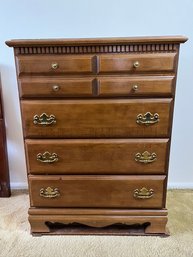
[145, 217, 168, 234]
[29, 215, 50, 233]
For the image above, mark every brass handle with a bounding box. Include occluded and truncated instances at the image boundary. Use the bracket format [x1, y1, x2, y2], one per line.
[52, 85, 60, 91]
[133, 61, 140, 68]
[132, 85, 138, 91]
[136, 112, 159, 126]
[33, 113, 56, 126]
[135, 151, 157, 164]
[37, 151, 58, 163]
[134, 187, 154, 199]
[40, 187, 60, 198]
[51, 63, 59, 69]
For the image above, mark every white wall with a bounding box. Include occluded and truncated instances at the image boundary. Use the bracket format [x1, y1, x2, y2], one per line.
[0, 0, 192, 189]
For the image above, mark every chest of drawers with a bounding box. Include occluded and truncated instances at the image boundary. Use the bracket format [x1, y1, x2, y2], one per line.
[6, 36, 187, 235]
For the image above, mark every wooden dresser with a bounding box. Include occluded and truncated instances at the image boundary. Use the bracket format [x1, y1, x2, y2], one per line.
[6, 36, 187, 235]
[0, 79, 10, 197]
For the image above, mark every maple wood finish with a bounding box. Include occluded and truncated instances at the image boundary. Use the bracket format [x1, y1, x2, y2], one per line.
[28, 209, 168, 235]
[22, 99, 172, 138]
[0, 81, 10, 197]
[16, 53, 176, 75]
[25, 139, 169, 174]
[29, 175, 165, 208]
[17, 55, 95, 75]
[6, 36, 187, 235]
[19, 76, 174, 98]
[98, 53, 177, 73]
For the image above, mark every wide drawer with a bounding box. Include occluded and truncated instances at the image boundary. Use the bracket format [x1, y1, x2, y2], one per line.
[21, 99, 172, 138]
[16, 55, 96, 75]
[25, 139, 169, 175]
[19, 76, 174, 98]
[29, 175, 165, 208]
[98, 53, 177, 73]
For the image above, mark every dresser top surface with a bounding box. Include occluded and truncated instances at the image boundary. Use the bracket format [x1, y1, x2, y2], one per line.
[6, 36, 187, 47]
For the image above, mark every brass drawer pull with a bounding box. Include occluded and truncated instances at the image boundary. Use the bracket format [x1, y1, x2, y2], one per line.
[132, 85, 138, 91]
[134, 187, 154, 199]
[133, 61, 140, 68]
[136, 112, 159, 125]
[52, 84, 60, 91]
[40, 187, 60, 198]
[135, 151, 157, 164]
[37, 151, 58, 163]
[33, 113, 56, 126]
[51, 63, 59, 69]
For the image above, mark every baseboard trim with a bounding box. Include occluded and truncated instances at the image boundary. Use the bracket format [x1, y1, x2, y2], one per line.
[168, 183, 193, 189]
[11, 182, 28, 189]
[10, 182, 193, 190]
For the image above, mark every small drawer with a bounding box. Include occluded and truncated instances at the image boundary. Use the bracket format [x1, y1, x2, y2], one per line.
[99, 53, 176, 73]
[98, 76, 174, 97]
[25, 139, 169, 175]
[21, 98, 172, 138]
[29, 175, 165, 208]
[16, 55, 96, 75]
[19, 77, 94, 98]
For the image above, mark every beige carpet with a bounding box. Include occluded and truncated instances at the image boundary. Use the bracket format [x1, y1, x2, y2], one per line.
[0, 190, 193, 257]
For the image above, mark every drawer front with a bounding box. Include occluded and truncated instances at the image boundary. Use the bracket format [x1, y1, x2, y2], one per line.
[19, 76, 174, 98]
[16, 55, 95, 75]
[19, 78, 94, 98]
[99, 53, 176, 73]
[25, 139, 169, 175]
[22, 99, 172, 138]
[29, 175, 165, 208]
[98, 76, 174, 97]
